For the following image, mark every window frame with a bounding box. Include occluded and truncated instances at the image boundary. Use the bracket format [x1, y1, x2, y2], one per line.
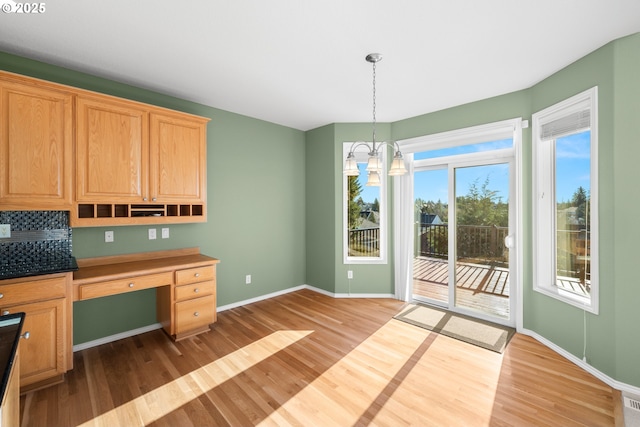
[343, 142, 388, 265]
[532, 87, 599, 314]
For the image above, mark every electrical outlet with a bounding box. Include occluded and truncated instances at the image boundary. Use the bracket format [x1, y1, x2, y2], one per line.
[161, 227, 170, 239]
[0, 224, 10, 239]
[148, 228, 157, 240]
[347, 270, 353, 279]
[245, 274, 252, 284]
[104, 230, 114, 243]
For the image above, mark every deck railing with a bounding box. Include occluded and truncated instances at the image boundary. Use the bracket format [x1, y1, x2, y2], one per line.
[417, 223, 509, 266]
[348, 227, 380, 257]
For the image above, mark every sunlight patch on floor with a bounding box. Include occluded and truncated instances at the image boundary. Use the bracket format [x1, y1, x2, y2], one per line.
[77, 330, 313, 427]
[251, 318, 498, 427]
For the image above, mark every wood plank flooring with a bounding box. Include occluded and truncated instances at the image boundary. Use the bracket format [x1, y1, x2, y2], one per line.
[20, 289, 618, 426]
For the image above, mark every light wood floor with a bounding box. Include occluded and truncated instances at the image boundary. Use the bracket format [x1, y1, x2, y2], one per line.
[20, 289, 620, 426]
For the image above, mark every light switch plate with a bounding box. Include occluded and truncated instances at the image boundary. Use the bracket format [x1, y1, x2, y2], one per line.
[105, 230, 114, 243]
[0, 224, 10, 239]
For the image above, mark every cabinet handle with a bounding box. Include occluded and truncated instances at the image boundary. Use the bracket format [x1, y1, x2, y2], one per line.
[2, 310, 9, 316]
[128, 283, 135, 288]
[0, 293, 3, 299]
[194, 273, 200, 278]
[193, 312, 199, 317]
[194, 288, 199, 293]
[21, 331, 30, 340]
[152, 197, 157, 202]
[143, 197, 148, 201]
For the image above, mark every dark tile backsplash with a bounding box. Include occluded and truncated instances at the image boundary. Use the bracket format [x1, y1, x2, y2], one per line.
[0, 211, 76, 279]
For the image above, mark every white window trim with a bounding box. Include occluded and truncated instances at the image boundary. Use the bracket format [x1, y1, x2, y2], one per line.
[343, 142, 388, 265]
[532, 87, 599, 314]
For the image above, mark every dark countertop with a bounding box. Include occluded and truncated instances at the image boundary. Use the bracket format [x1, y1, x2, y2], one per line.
[0, 255, 78, 280]
[0, 312, 24, 406]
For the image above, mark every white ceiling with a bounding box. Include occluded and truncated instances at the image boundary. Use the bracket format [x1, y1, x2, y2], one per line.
[1, 0, 639, 131]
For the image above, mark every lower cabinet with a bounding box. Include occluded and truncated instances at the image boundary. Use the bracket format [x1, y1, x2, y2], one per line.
[0, 273, 71, 392]
[1, 299, 66, 389]
[157, 264, 217, 340]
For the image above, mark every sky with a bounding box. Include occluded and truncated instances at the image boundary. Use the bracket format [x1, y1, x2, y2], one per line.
[355, 131, 591, 207]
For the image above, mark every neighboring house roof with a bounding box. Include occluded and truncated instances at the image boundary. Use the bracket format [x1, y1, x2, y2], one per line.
[420, 213, 443, 225]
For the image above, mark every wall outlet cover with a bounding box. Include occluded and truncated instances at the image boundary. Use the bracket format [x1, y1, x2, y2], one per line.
[148, 228, 157, 240]
[0, 224, 10, 239]
[104, 230, 114, 243]
[161, 228, 170, 239]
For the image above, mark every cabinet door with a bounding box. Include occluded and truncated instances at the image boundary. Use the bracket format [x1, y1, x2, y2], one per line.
[76, 95, 149, 202]
[0, 79, 73, 208]
[1, 299, 65, 388]
[149, 112, 207, 203]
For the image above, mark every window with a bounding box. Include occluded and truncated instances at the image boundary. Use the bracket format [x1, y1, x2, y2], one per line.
[343, 142, 387, 264]
[532, 87, 598, 313]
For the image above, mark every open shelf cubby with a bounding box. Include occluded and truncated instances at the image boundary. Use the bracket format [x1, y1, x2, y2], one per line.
[74, 203, 205, 226]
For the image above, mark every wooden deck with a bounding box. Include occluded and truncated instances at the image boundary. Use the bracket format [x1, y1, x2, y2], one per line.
[413, 257, 510, 319]
[413, 257, 590, 320]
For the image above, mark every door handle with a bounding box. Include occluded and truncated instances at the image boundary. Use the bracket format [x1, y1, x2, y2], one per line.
[504, 234, 514, 249]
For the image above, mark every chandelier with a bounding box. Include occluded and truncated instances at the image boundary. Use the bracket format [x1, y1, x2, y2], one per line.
[343, 53, 407, 185]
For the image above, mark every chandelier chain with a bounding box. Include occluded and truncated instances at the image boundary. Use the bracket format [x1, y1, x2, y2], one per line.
[372, 60, 377, 146]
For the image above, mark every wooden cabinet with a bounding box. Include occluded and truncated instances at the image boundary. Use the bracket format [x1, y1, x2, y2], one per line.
[0, 273, 72, 392]
[150, 112, 207, 204]
[0, 70, 209, 226]
[75, 94, 149, 202]
[73, 96, 209, 226]
[0, 73, 73, 209]
[172, 265, 216, 339]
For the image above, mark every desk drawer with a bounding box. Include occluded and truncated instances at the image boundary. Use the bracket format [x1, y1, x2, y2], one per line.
[175, 280, 215, 302]
[0, 276, 67, 306]
[175, 265, 215, 286]
[175, 295, 215, 335]
[78, 271, 173, 300]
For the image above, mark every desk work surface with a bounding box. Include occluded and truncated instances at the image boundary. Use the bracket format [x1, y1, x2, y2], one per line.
[72, 248, 219, 291]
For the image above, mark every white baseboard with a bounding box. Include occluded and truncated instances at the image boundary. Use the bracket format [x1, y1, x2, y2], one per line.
[216, 284, 394, 312]
[73, 323, 163, 352]
[519, 327, 640, 396]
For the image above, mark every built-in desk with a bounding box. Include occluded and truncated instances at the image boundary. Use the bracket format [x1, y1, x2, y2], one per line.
[73, 248, 219, 341]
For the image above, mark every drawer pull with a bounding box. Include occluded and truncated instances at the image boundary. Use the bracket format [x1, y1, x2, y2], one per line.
[194, 273, 200, 278]
[194, 288, 199, 293]
[129, 283, 135, 288]
[2, 310, 9, 316]
[194, 311, 199, 317]
[0, 293, 3, 299]
[21, 331, 30, 340]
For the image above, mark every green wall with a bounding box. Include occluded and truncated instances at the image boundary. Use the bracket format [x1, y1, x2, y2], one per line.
[611, 34, 640, 386]
[0, 52, 306, 344]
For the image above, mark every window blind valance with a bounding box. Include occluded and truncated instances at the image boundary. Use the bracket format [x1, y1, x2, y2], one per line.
[540, 109, 591, 140]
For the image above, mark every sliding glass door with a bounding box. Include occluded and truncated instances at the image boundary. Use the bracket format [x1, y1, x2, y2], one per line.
[412, 148, 515, 326]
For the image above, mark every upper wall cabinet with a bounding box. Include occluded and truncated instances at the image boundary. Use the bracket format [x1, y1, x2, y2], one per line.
[0, 71, 210, 226]
[76, 94, 149, 203]
[73, 95, 209, 226]
[0, 73, 73, 209]
[150, 112, 207, 204]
